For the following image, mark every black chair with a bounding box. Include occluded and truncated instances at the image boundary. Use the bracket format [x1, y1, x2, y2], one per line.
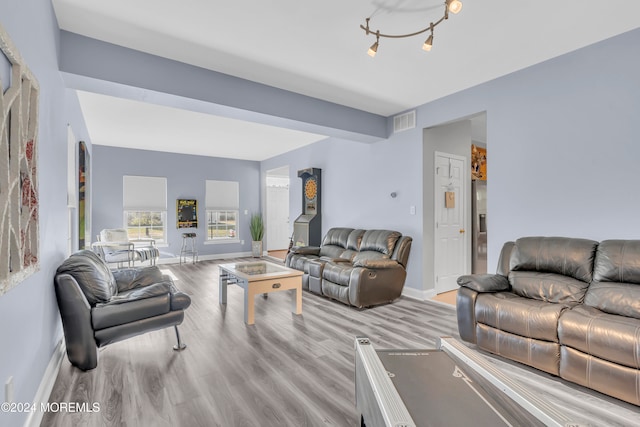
[54, 250, 190, 370]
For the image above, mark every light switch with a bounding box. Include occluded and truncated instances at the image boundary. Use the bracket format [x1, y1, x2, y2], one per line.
[409, 206, 416, 215]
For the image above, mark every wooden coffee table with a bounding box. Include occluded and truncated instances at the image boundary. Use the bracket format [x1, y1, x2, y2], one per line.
[218, 261, 303, 325]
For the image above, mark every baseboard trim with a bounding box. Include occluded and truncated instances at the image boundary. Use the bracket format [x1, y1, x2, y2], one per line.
[402, 287, 437, 301]
[156, 251, 253, 265]
[23, 339, 65, 427]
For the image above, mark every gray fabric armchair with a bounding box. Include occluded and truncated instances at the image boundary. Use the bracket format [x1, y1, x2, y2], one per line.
[54, 250, 190, 371]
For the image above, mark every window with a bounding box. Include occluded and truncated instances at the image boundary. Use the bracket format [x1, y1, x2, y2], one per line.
[205, 180, 239, 242]
[123, 176, 167, 243]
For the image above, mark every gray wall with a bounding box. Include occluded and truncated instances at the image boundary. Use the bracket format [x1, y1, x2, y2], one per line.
[261, 136, 423, 290]
[0, 2, 92, 426]
[92, 146, 261, 258]
[412, 27, 640, 271]
[264, 27, 640, 296]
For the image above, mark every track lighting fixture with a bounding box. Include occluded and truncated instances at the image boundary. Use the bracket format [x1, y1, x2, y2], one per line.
[368, 33, 380, 57]
[360, 0, 462, 57]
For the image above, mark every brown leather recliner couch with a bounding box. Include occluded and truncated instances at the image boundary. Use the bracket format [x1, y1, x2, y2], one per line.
[457, 236, 640, 406]
[286, 228, 412, 308]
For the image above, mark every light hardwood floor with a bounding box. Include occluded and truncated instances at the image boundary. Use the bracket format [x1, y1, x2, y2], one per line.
[431, 289, 457, 306]
[42, 259, 640, 426]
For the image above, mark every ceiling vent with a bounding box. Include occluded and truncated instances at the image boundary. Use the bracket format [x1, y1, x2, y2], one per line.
[393, 110, 416, 133]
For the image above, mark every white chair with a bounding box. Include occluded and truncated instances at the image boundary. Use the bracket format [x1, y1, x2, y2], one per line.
[91, 228, 158, 267]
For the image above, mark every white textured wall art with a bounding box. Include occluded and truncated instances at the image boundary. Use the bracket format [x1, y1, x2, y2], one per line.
[0, 23, 40, 296]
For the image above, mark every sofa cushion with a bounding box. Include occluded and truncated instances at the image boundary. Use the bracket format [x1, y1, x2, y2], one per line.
[319, 245, 347, 259]
[288, 253, 318, 271]
[510, 236, 598, 283]
[321, 227, 354, 247]
[359, 230, 401, 256]
[321, 280, 350, 305]
[476, 292, 569, 342]
[346, 229, 366, 250]
[584, 282, 640, 319]
[476, 324, 561, 376]
[56, 250, 117, 306]
[593, 240, 640, 284]
[323, 262, 353, 286]
[558, 305, 640, 370]
[352, 250, 386, 265]
[509, 271, 591, 304]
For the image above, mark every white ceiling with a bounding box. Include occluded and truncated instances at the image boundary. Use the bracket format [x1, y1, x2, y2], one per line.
[53, 0, 640, 159]
[76, 91, 326, 161]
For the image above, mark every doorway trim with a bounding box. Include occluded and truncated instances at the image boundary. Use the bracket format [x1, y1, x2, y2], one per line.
[433, 151, 470, 294]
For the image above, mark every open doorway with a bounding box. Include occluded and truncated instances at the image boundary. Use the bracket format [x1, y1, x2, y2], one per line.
[266, 166, 290, 260]
[423, 112, 487, 304]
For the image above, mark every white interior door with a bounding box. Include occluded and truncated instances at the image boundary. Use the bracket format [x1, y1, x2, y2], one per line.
[434, 152, 468, 294]
[266, 181, 290, 250]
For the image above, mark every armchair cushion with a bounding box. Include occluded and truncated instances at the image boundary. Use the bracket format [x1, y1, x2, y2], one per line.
[56, 250, 117, 305]
[92, 294, 171, 329]
[112, 266, 169, 293]
[457, 274, 510, 293]
[100, 228, 129, 243]
[100, 281, 174, 305]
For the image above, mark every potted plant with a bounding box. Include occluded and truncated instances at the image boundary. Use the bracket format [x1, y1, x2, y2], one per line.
[249, 212, 264, 257]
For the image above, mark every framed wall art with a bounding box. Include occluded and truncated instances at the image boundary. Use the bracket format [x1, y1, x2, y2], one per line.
[0, 23, 41, 295]
[177, 199, 198, 228]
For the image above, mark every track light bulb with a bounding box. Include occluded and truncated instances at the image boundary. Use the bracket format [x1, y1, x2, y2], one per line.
[422, 35, 433, 51]
[447, 0, 463, 14]
[368, 41, 378, 57]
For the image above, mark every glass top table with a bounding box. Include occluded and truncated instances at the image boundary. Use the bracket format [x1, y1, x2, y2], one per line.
[220, 261, 297, 277]
[218, 261, 303, 325]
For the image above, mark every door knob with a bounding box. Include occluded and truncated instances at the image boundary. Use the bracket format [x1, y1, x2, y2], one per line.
[459, 229, 465, 233]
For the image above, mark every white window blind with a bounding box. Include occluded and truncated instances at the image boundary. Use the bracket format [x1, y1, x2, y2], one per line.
[205, 180, 239, 210]
[123, 176, 167, 211]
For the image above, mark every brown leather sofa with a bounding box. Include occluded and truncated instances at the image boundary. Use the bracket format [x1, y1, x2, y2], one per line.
[286, 228, 412, 308]
[457, 236, 640, 406]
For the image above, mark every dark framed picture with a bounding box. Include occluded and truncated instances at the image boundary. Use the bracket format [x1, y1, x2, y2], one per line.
[177, 199, 198, 228]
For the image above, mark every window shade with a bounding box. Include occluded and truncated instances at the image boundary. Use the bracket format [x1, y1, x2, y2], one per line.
[206, 180, 239, 210]
[123, 176, 167, 211]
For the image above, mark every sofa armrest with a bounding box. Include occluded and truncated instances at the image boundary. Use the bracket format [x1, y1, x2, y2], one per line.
[54, 273, 98, 371]
[290, 246, 321, 256]
[353, 258, 400, 269]
[348, 265, 407, 308]
[457, 274, 509, 292]
[457, 286, 479, 344]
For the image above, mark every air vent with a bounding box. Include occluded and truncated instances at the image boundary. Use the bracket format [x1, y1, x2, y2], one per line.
[393, 110, 416, 133]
